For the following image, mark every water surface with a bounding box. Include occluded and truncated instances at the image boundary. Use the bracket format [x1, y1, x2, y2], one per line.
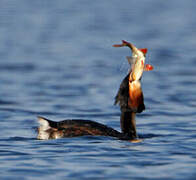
[0, 1, 196, 179]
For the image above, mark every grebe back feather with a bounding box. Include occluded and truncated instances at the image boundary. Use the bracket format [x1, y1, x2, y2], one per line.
[37, 116, 131, 140]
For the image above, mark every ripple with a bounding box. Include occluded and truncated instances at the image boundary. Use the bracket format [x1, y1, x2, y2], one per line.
[0, 1, 196, 180]
[0, 63, 36, 73]
[0, 150, 29, 156]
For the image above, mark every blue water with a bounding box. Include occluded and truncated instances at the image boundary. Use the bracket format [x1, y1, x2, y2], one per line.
[0, 1, 196, 179]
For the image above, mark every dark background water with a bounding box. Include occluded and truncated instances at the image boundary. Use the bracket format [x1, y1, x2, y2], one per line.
[0, 1, 196, 179]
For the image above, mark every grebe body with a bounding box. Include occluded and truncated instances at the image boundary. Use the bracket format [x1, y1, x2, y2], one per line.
[37, 116, 130, 140]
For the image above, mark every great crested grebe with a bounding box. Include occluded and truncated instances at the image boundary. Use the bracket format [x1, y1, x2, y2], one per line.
[37, 40, 153, 141]
[113, 40, 153, 138]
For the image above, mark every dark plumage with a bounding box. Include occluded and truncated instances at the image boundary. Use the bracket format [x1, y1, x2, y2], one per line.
[37, 74, 143, 140]
[37, 116, 131, 140]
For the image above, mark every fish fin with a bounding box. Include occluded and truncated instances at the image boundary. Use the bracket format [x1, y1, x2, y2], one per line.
[144, 64, 153, 71]
[139, 48, 148, 55]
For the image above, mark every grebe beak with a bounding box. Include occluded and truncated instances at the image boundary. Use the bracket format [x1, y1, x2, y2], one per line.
[113, 40, 148, 57]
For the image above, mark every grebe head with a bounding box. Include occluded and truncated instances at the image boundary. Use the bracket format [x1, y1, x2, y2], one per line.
[113, 40, 147, 58]
[113, 40, 153, 81]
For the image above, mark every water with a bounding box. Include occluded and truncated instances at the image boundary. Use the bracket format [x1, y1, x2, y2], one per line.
[0, 0, 196, 179]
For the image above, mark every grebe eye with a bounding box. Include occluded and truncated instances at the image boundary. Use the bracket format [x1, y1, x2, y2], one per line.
[133, 54, 138, 58]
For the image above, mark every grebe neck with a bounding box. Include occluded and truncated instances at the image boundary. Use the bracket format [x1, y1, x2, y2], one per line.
[120, 111, 137, 138]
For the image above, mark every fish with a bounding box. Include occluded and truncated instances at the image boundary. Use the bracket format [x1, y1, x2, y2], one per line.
[113, 40, 153, 113]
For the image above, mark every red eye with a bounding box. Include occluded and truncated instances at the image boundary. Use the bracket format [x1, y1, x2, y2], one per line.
[145, 64, 154, 71]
